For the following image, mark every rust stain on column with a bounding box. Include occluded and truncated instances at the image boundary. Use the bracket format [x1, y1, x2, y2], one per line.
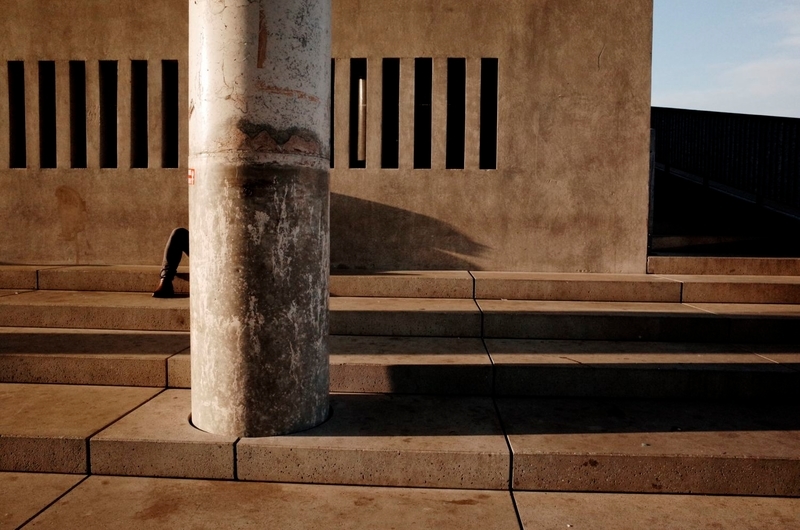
[257, 8, 268, 69]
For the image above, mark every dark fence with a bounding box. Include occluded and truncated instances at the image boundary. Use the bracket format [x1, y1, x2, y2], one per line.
[651, 107, 800, 217]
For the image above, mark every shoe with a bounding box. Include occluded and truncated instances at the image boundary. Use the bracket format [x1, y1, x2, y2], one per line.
[152, 279, 175, 298]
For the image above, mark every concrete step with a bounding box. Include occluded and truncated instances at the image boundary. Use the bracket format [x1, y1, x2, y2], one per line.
[2, 384, 798, 496]
[3, 291, 800, 342]
[480, 300, 800, 342]
[8, 474, 800, 529]
[648, 256, 800, 276]
[6, 265, 800, 304]
[0, 266, 472, 298]
[3, 329, 797, 399]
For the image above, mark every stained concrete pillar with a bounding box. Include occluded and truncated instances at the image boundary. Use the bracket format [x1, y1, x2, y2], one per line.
[188, 0, 330, 437]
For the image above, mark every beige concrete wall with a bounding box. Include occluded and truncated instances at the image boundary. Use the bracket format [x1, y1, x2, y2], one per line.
[1, 0, 652, 271]
[0, 0, 188, 265]
[331, 0, 653, 272]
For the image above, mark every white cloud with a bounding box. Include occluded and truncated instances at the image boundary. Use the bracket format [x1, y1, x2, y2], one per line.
[653, 3, 800, 118]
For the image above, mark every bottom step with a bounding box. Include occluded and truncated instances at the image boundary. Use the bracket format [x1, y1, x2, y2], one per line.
[2, 384, 799, 496]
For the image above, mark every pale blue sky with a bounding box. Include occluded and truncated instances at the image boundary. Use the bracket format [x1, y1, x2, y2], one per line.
[652, 0, 800, 118]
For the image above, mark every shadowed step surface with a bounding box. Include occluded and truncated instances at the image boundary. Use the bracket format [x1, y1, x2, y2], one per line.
[487, 339, 800, 399]
[498, 397, 800, 496]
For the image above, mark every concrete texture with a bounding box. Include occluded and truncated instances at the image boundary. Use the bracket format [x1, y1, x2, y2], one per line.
[2, 1, 652, 273]
[329, 336, 492, 394]
[167, 353, 191, 388]
[473, 272, 680, 302]
[498, 397, 800, 496]
[0, 472, 83, 530]
[487, 339, 799, 399]
[0, 353, 170, 386]
[515, 491, 800, 530]
[648, 257, 800, 276]
[188, 0, 331, 437]
[0, 327, 188, 386]
[24, 476, 520, 530]
[330, 297, 481, 336]
[0, 0, 188, 266]
[0, 291, 189, 331]
[0, 266, 42, 289]
[0, 384, 160, 473]
[479, 300, 725, 341]
[91, 390, 237, 479]
[38, 266, 189, 294]
[238, 393, 509, 489]
[330, 0, 653, 272]
[668, 274, 800, 304]
[331, 270, 474, 298]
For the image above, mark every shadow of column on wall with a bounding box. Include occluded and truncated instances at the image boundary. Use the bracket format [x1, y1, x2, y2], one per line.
[330, 193, 489, 270]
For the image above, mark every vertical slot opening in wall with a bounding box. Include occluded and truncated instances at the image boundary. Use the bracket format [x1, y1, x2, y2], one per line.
[99, 60, 118, 168]
[7, 61, 26, 168]
[348, 58, 366, 168]
[381, 58, 400, 169]
[162, 60, 179, 168]
[69, 61, 87, 168]
[479, 58, 498, 170]
[38, 61, 57, 168]
[413, 58, 432, 169]
[330, 58, 335, 168]
[130, 60, 148, 168]
[446, 58, 466, 170]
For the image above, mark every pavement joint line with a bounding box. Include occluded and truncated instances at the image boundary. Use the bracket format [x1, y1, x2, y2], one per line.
[467, 270, 477, 300]
[489, 384, 520, 526]
[683, 302, 718, 315]
[16, 474, 89, 529]
[508, 490, 525, 530]
[754, 353, 783, 365]
[85, 388, 168, 473]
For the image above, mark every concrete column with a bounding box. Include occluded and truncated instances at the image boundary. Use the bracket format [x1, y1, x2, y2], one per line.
[189, 0, 331, 437]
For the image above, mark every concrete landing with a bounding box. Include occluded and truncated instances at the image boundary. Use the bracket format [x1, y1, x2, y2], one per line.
[515, 491, 800, 529]
[19, 475, 520, 530]
[8, 474, 800, 529]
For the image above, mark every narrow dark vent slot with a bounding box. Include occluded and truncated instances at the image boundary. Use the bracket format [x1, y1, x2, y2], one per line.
[38, 61, 57, 168]
[69, 61, 87, 168]
[99, 60, 118, 168]
[381, 58, 400, 169]
[413, 58, 432, 169]
[131, 60, 148, 168]
[162, 60, 179, 168]
[445, 58, 466, 170]
[348, 58, 367, 168]
[8, 61, 27, 168]
[479, 58, 499, 170]
[330, 58, 335, 168]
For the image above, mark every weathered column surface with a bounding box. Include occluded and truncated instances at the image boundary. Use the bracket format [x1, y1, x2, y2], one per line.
[189, 0, 330, 436]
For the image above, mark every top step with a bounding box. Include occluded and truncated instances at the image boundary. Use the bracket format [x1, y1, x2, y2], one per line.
[648, 257, 800, 276]
[3, 266, 800, 304]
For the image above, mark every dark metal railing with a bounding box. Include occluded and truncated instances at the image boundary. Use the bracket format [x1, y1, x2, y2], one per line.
[651, 107, 800, 218]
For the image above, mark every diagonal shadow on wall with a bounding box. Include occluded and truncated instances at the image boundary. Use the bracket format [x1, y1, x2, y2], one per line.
[330, 193, 489, 270]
